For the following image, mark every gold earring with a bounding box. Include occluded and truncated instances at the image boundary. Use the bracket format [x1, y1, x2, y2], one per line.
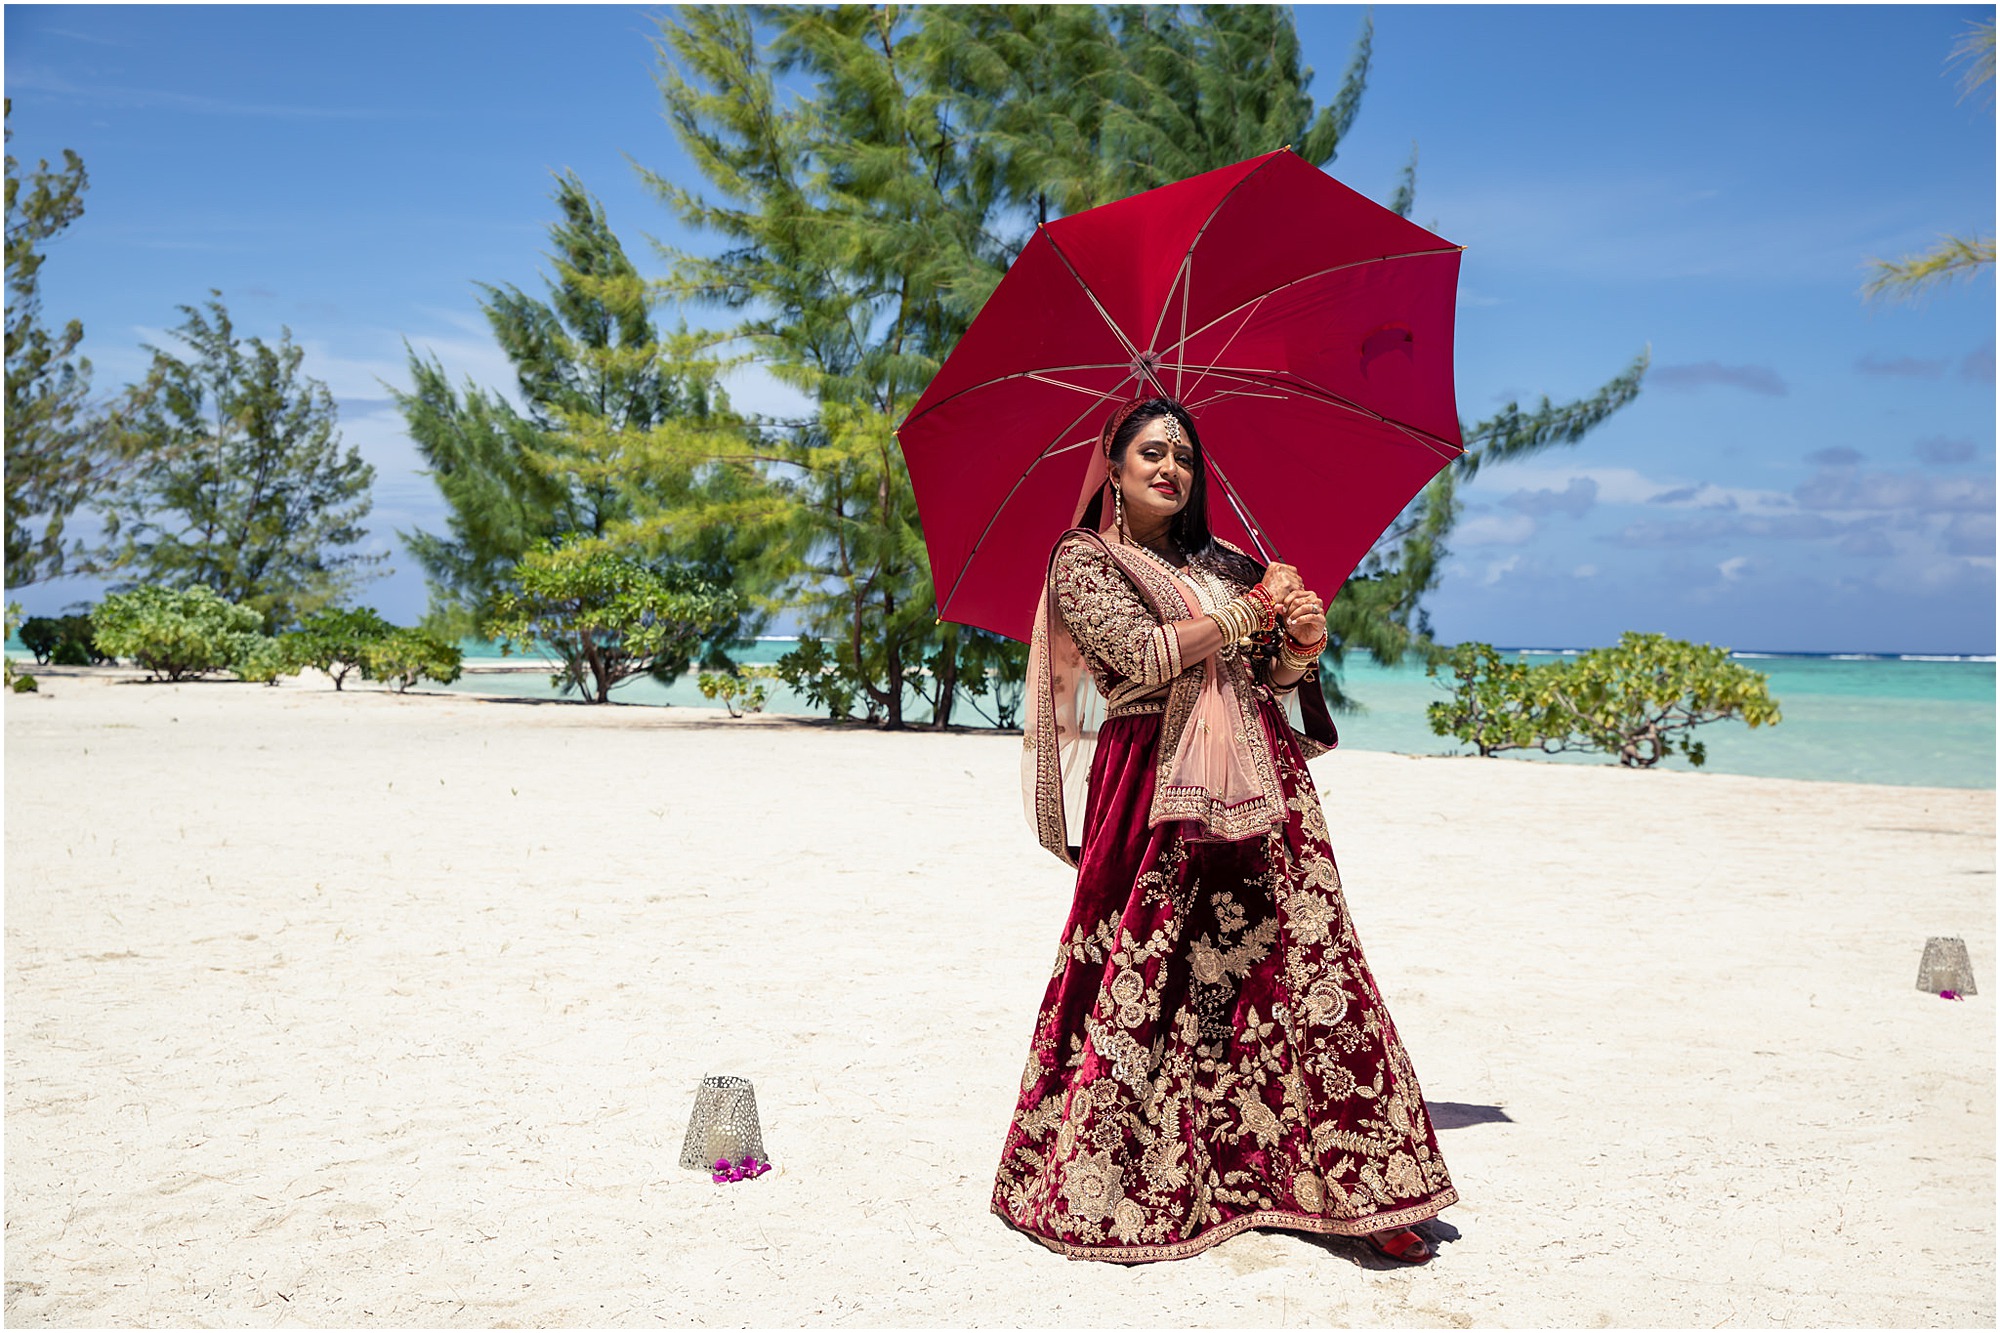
[1112, 484, 1127, 539]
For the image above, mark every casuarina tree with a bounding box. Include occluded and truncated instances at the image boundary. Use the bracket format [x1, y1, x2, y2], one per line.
[107, 293, 381, 631]
[4, 99, 124, 587]
[393, 172, 755, 646]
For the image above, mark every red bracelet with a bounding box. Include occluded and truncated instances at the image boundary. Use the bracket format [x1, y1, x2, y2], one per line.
[1246, 584, 1279, 633]
[1285, 632, 1328, 653]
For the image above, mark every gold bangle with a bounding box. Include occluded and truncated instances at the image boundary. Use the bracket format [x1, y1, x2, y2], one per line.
[1277, 638, 1323, 671]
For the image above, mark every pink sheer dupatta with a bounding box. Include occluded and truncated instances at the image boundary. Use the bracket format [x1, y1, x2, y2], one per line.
[1023, 478, 1307, 864]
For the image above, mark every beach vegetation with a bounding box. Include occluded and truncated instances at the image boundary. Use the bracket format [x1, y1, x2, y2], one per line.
[395, 173, 765, 656]
[18, 612, 106, 665]
[1429, 633, 1782, 768]
[90, 583, 264, 682]
[10, 670, 34, 692]
[772, 635, 857, 721]
[279, 606, 397, 691]
[358, 628, 464, 693]
[104, 294, 382, 632]
[229, 633, 289, 686]
[1424, 642, 1559, 757]
[5, 99, 128, 589]
[486, 538, 742, 703]
[647, 6, 1646, 721]
[697, 666, 772, 717]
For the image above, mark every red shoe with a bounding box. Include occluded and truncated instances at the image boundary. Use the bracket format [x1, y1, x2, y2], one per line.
[1359, 1227, 1433, 1264]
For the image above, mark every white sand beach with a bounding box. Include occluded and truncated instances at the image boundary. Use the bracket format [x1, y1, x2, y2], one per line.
[6, 668, 1993, 1327]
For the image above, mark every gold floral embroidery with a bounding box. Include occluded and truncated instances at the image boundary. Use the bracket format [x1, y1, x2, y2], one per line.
[1303, 980, 1350, 1027]
[995, 678, 1456, 1264]
[1061, 1148, 1122, 1223]
[1110, 1197, 1148, 1242]
[1285, 890, 1339, 944]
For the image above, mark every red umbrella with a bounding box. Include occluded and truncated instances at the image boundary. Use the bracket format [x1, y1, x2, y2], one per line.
[896, 149, 1465, 643]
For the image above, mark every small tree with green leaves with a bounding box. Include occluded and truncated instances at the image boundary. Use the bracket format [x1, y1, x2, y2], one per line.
[91, 584, 263, 682]
[1425, 642, 1559, 757]
[359, 628, 464, 693]
[698, 665, 772, 717]
[1429, 633, 1781, 768]
[19, 612, 103, 665]
[280, 606, 396, 691]
[108, 293, 382, 631]
[487, 539, 741, 703]
[1540, 632, 1781, 768]
[230, 634, 289, 685]
[773, 634, 857, 720]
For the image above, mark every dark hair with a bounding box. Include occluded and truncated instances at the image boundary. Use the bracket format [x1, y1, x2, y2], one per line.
[1083, 396, 1261, 583]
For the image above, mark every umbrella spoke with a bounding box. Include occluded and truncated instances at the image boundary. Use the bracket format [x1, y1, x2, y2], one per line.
[1145, 152, 1288, 388]
[1177, 296, 1269, 405]
[1159, 362, 1462, 462]
[899, 363, 1141, 430]
[1205, 453, 1280, 566]
[1161, 246, 1463, 366]
[935, 371, 1145, 618]
[1042, 230, 1172, 400]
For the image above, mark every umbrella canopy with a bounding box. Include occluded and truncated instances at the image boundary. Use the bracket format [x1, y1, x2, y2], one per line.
[896, 149, 1465, 643]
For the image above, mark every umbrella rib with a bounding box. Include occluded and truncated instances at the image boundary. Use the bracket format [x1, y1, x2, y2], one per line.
[934, 373, 1144, 622]
[1177, 295, 1269, 407]
[898, 362, 1144, 434]
[1041, 229, 1171, 400]
[1204, 453, 1279, 566]
[1157, 361, 1463, 461]
[1145, 151, 1288, 377]
[1159, 246, 1463, 364]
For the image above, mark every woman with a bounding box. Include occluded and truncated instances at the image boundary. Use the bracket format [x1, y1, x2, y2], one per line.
[992, 396, 1457, 1265]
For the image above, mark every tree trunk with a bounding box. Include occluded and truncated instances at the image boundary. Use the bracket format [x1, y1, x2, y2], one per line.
[932, 636, 958, 729]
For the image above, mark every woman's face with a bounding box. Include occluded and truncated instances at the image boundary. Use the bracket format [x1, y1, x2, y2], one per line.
[1114, 416, 1194, 531]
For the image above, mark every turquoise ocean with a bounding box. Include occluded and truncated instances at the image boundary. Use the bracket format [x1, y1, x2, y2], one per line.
[12, 633, 1989, 789]
[434, 639, 1995, 791]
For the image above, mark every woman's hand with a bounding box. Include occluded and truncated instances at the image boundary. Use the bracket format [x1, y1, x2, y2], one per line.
[1261, 561, 1304, 603]
[1282, 587, 1327, 644]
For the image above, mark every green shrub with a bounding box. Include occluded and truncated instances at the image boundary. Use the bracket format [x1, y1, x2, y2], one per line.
[773, 635, 856, 720]
[1428, 633, 1782, 768]
[697, 666, 771, 718]
[360, 629, 464, 693]
[280, 606, 396, 690]
[91, 585, 263, 682]
[487, 540, 742, 704]
[230, 633, 290, 685]
[10, 667, 36, 693]
[18, 613, 103, 665]
[1425, 643, 1559, 757]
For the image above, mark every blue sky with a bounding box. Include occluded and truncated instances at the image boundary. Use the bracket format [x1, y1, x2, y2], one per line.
[7, 3, 1994, 652]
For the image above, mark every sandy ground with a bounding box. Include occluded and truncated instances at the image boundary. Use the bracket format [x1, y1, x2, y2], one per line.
[5, 667, 1993, 1328]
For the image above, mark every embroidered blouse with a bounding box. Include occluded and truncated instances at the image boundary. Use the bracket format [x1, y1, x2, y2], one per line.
[1052, 534, 1287, 716]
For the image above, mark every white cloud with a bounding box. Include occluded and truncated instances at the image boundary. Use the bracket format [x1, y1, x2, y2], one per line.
[1454, 511, 1538, 546]
[1718, 556, 1753, 582]
[1480, 555, 1521, 586]
[1485, 462, 1794, 514]
[1572, 564, 1597, 578]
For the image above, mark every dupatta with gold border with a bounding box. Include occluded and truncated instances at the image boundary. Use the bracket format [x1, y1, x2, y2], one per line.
[1022, 522, 1338, 866]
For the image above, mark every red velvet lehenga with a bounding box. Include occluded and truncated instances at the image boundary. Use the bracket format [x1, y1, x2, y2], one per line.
[992, 530, 1457, 1263]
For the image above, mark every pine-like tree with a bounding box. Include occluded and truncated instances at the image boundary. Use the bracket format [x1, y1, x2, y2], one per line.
[4, 98, 121, 587]
[107, 294, 381, 631]
[394, 173, 734, 631]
